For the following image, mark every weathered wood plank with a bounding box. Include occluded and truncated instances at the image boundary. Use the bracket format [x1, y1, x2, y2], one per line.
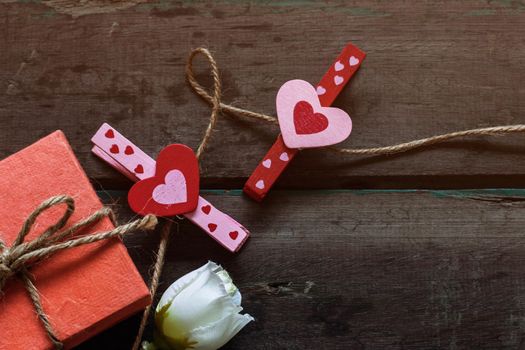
[76, 190, 525, 349]
[1, 1, 525, 189]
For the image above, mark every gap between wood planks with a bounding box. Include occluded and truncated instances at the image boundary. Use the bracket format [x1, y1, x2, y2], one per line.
[96, 188, 525, 205]
[91, 175, 525, 191]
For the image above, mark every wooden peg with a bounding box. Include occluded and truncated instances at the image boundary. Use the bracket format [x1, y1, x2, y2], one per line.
[92, 123, 249, 252]
[243, 43, 366, 201]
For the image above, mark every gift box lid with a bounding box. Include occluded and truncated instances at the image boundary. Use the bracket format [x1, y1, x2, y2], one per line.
[0, 131, 150, 349]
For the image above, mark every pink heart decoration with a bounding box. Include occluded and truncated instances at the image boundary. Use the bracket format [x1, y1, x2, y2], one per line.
[276, 79, 352, 149]
[152, 170, 187, 205]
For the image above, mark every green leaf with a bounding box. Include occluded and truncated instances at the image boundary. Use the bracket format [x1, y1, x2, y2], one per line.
[154, 330, 198, 350]
[141, 341, 158, 350]
[155, 301, 172, 330]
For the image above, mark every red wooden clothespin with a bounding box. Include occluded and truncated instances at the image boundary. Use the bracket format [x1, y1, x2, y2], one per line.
[91, 124, 249, 252]
[243, 43, 366, 201]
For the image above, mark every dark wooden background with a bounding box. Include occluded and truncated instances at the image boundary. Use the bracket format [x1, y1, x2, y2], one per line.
[2, 0, 525, 349]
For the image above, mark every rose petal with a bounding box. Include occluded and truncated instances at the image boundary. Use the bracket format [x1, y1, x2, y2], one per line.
[157, 262, 215, 311]
[231, 289, 242, 306]
[188, 312, 254, 350]
[163, 266, 236, 338]
[156, 261, 251, 347]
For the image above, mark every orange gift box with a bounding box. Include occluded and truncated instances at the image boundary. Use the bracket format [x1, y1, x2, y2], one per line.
[0, 131, 150, 349]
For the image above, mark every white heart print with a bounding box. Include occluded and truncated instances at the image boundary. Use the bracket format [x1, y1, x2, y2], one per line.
[349, 56, 359, 66]
[334, 75, 344, 86]
[316, 86, 326, 95]
[256, 180, 265, 190]
[262, 159, 271, 168]
[334, 61, 344, 71]
[279, 152, 289, 162]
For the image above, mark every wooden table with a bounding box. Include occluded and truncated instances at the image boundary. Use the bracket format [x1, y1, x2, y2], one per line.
[2, 1, 525, 349]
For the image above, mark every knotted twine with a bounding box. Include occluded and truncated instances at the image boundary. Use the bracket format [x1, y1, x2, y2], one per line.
[186, 47, 525, 157]
[0, 195, 157, 349]
[123, 48, 525, 349]
[131, 56, 222, 349]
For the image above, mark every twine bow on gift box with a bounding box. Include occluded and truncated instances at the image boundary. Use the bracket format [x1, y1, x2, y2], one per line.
[0, 195, 157, 350]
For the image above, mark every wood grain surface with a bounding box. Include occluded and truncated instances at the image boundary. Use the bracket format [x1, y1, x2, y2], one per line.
[81, 190, 525, 350]
[1, 0, 525, 349]
[1, 0, 525, 189]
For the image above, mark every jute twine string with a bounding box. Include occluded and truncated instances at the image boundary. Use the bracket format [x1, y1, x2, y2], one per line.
[186, 47, 525, 156]
[189, 48, 223, 161]
[134, 48, 523, 350]
[0, 195, 157, 349]
[131, 220, 173, 350]
[131, 54, 223, 350]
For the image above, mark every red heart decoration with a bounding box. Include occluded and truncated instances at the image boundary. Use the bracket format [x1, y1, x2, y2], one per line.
[105, 129, 115, 138]
[201, 205, 211, 215]
[110, 144, 119, 154]
[134, 164, 144, 174]
[293, 101, 329, 135]
[125, 145, 134, 155]
[208, 223, 217, 232]
[128, 144, 199, 216]
[229, 231, 238, 240]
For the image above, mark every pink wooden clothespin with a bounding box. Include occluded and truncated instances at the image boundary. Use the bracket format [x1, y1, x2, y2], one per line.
[243, 43, 366, 201]
[91, 124, 249, 252]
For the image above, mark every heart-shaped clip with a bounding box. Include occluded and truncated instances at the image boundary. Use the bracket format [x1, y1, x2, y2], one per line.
[128, 144, 199, 216]
[276, 79, 352, 149]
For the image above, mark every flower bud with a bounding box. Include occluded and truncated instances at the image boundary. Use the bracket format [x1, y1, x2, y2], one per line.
[143, 261, 253, 350]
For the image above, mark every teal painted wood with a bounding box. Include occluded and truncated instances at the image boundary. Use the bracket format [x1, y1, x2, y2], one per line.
[98, 188, 525, 199]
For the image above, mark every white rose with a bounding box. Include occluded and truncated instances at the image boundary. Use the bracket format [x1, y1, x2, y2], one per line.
[143, 261, 254, 350]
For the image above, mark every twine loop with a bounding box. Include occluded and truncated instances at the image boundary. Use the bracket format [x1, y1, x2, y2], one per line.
[0, 257, 13, 287]
[186, 48, 525, 156]
[0, 195, 157, 349]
